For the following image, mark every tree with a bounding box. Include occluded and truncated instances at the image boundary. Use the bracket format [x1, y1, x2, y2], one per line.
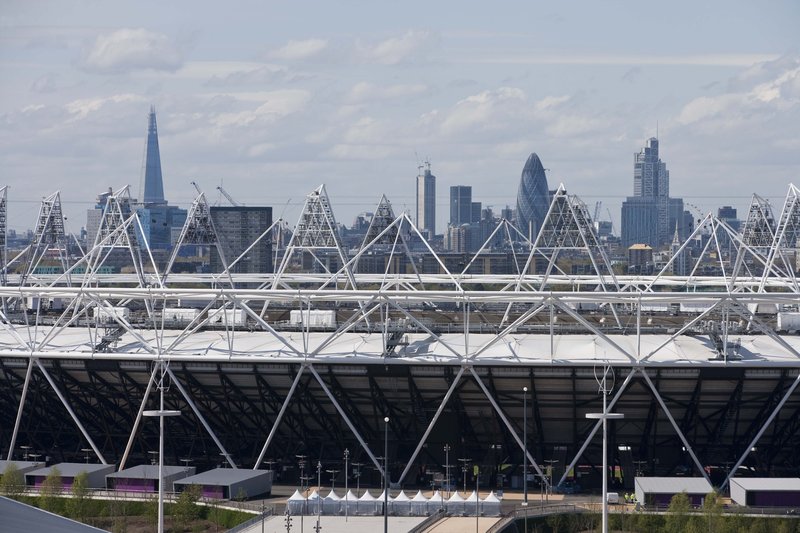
[66, 471, 90, 523]
[664, 491, 691, 533]
[39, 466, 63, 513]
[1, 463, 25, 498]
[702, 490, 724, 533]
[172, 484, 201, 528]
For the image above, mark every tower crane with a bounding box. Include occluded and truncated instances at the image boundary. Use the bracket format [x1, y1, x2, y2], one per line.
[216, 186, 242, 207]
[190, 181, 203, 195]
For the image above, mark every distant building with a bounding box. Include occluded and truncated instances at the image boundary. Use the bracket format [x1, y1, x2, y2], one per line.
[515, 153, 551, 241]
[449, 186, 472, 226]
[621, 138, 690, 248]
[134, 107, 186, 249]
[415, 162, 436, 238]
[210, 206, 273, 274]
[628, 243, 653, 273]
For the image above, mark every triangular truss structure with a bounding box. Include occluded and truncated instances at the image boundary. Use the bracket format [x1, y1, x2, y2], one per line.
[163, 191, 229, 284]
[521, 184, 618, 290]
[362, 195, 401, 247]
[76, 186, 157, 288]
[16, 191, 70, 286]
[762, 184, 800, 291]
[741, 194, 776, 248]
[276, 185, 355, 287]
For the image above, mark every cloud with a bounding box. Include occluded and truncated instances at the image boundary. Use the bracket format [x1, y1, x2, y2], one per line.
[358, 30, 438, 65]
[346, 82, 428, 103]
[205, 64, 288, 86]
[30, 73, 57, 93]
[438, 87, 526, 136]
[269, 39, 328, 60]
[210, 90, 311, 128]
[64, 94, 146, 120]
[82, 28, 183, 73]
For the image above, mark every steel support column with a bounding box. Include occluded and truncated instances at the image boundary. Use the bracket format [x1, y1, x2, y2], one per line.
[254, 364, 305, 468]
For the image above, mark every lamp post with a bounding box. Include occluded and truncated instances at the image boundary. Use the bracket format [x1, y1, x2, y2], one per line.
[352, 461, 363, 516]
[523, 386, 528, 507]
[586, 365, 624, 533]
[458, 457, 472, 494]
[384, 416, 389, 533]
[343, 448, 350, 521]
[544, 459, 559, 500]
[315, 460, 322, 533]
[443, 444, 451, 497]
[143, 363, 180, 533]
[81, 447, 92, 464]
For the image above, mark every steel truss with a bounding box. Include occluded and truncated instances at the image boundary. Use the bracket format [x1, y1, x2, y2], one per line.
[1, 182, 800, 492]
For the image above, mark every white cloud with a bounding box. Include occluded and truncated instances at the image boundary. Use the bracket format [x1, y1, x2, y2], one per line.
[439, 87, 526, 136]
[82, 28, 183, 73]
[346, 82, 428, 102]
[206, 64, 288, 86]
[269, 39, 328, 60]
[358, 30, 438, 65]
[64, 94, 146, 120]
[210, 90, 311, 127]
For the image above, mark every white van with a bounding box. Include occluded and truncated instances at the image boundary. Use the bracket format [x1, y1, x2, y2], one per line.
[606, 492, 620, 504]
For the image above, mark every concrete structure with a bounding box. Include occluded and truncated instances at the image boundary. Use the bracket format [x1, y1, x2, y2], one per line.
[106, 464, 196, 492]
[210, 206, 273, 273]
[0, 496, 107, 533]
[730, 478, 800, 507]
[25, 463, 115, 490]
[174, 468, 273, 499]
[634, 477, 713, 507]
[0, 460, 45, 476]
[416, 161, 436, 238]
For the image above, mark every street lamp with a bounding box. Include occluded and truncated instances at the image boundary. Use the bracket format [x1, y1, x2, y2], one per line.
[343, 449, 350, 521]
[315, 460, 322, 533]
[143, 363, 181, 533]
[523, 386, 528, 507]
[586, 365, 624, 533]
[443, 444, 451, 497]
[81, 448, 92, 464]
[458, 457, 472, 494]
[384, 416, 390, 533]
[544, 459, 559, 499]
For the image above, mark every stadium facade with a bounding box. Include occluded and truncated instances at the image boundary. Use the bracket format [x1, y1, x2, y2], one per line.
[1, 182, 800, 494]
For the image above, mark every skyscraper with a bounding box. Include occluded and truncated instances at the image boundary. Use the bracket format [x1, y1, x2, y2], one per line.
[515, 153, 551, 241]
[142, 106, 166, 206]
[416, 161, 436, 237]
[449, 185, 472, 226]
[621, 137, 689, 248]
[210, 206, 273, 273]
[134, 107, 186, 249]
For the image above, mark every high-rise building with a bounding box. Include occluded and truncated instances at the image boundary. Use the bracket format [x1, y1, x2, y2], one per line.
[515, 153, 551, 241]
[449, 186, 472, 226]
[621, 138, 689, 248]
[210, 206, 273, 273]
[416, 162, 436, 237]
[135, 107, 186, 249]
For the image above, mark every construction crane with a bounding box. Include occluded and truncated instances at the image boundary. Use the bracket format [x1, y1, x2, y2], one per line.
[216, 186, 241, 207]
[593, 201, 602, 222]
[190, 181, 203, 195]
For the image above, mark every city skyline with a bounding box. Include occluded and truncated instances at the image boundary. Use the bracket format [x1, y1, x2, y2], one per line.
[0, 1, 798, 234]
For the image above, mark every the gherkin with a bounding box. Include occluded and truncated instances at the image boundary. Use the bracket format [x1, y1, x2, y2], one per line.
[515, 153, 550, 240]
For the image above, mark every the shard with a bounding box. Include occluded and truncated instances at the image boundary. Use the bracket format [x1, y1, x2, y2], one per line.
[515, 153, 551, 241]
[142, 106, 166, 206]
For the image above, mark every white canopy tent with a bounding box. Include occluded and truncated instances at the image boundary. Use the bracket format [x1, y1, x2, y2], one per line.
[465, 490, 481, 516]
[482, 491, 502, 516]
[286, 489, 306, 515]
[410, 490, 429, 516]
[446, 491, 465, 515]
[307, 490, 322, 516]
[323, 489, 341, 515]
[358, 489, 381, 515]
[391, 490, 411, 516]
[342, 489, 358, 515]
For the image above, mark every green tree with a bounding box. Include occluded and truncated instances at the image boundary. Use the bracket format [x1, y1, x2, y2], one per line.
[1, 463, 25, 498]
[66, 471, 90, 523]
[172, 484, 201, 528]
[703, 490, 724, 533]
[39, 466, 63, 513]
[664, 491, 691, 533]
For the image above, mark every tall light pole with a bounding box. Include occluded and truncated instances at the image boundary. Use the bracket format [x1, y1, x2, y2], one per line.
[143, 362, 180, 533]
[586, 365, 624, 533]
[315, 460, 322, 533]
[443, 444, 451, 497]
[344, 448, 350, 521]
[458, 457, 472, 493]
[523, 386, 528, 507]
[384, 416, 389, 533]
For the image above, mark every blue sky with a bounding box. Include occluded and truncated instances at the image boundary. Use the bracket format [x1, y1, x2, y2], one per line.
[1, 0, 799, 233]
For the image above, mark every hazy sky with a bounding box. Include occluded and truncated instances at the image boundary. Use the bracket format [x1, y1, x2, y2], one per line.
[1, 0, 799, 234]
